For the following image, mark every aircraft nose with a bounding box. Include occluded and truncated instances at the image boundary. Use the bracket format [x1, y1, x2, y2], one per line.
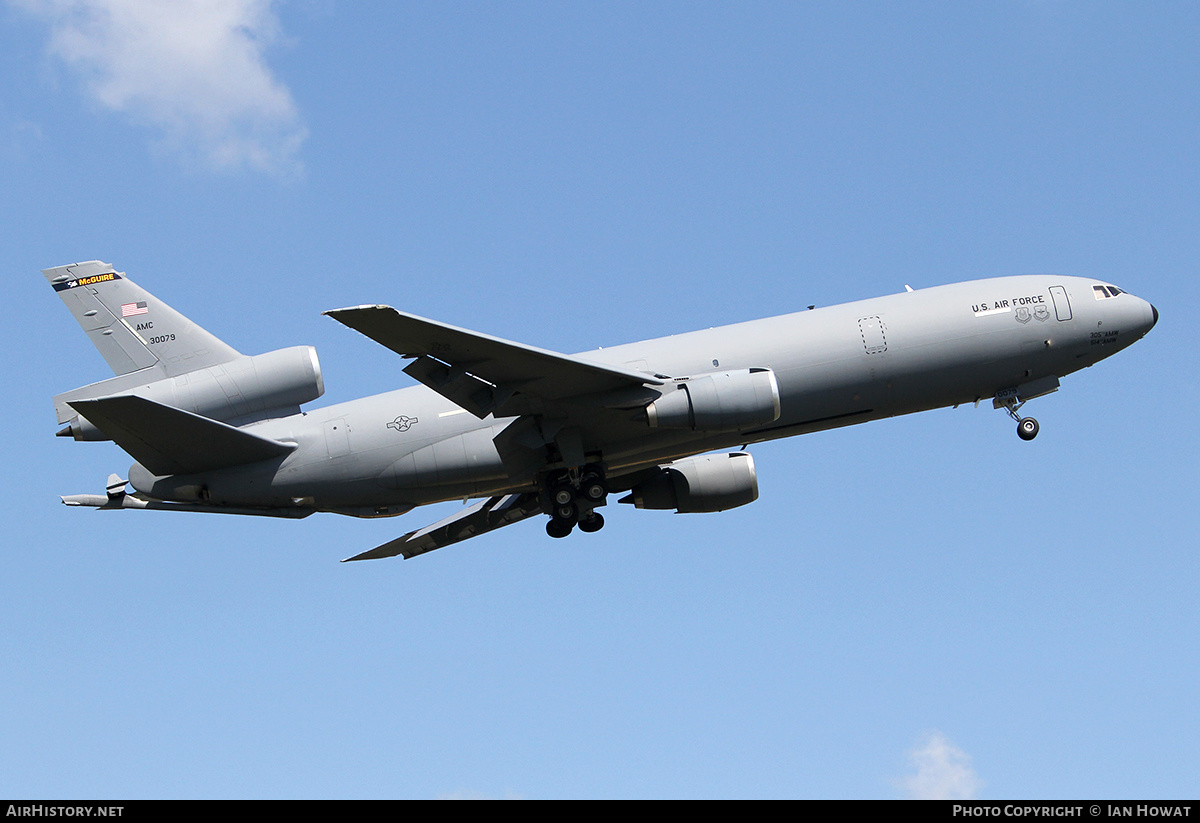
[1132, 296, 1158, 339]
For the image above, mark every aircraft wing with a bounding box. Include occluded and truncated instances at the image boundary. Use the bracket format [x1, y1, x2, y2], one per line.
[324, 305, 664, 417]
[342, 492, 544, 561]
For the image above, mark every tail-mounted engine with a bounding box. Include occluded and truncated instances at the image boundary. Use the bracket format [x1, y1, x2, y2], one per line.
[56, 346, 325, 440]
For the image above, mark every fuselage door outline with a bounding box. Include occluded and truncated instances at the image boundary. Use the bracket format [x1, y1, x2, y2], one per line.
[1049, 286, 1073, 322]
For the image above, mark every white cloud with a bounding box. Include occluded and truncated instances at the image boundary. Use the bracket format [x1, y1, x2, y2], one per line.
[15, 0, 306, 174]
[897, 730, 983, 800]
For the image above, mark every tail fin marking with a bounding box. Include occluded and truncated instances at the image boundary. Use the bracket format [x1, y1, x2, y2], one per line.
[44, 261, 241, 379]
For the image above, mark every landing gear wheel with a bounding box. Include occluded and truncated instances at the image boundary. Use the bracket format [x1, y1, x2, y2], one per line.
[540, 465, 608, 540]
[551, 484, 574, 507]
[998, 392, 1041, 442]
[1017, 417, 1040, 441]
[580, 473, 608, 504]
[578, 512, 605, 533]
[546, 518, 574, 539]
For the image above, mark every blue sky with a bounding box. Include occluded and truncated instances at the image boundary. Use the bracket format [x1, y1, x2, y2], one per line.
[1, 1, 1196, 799]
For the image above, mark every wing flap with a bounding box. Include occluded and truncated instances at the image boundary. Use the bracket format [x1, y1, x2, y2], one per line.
[68, 395, 295, 476]
[343, 492, 544, 561]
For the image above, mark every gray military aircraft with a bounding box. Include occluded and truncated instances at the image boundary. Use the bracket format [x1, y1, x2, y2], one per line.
[48, 261, 1157, 560]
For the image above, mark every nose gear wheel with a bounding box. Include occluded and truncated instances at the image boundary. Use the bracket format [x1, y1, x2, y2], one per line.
[997, 394, 1040, 441]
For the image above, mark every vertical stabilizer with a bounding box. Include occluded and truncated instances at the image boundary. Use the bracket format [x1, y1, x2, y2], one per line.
[47, 262, 323, 439]
[44, 261, 241, 378]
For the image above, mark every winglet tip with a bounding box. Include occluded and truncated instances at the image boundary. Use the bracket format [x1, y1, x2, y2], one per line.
[323, 304, 394, 317]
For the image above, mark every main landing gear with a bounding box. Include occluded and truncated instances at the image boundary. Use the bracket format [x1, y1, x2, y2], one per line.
[542, 465, 608, 539]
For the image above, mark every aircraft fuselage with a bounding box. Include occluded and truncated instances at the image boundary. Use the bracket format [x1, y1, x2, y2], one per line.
[126, 274, 1156, 514]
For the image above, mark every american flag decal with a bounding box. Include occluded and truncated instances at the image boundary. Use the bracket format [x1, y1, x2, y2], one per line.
[122, 302, 148, 317]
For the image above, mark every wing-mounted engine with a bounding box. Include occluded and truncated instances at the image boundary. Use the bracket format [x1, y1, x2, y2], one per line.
[56, 345, 325, 440]
[646, 368, 780, 432]
[620, 451, 759, 513]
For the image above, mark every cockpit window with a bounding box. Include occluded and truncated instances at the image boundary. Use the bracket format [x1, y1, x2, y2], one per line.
[1094, 285, 1123, 299]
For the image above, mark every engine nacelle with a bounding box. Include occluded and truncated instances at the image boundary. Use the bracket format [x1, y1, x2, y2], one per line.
[59, 346, 324, 441]
[622, 452, 759, 513]
[646, 368, 780, 432]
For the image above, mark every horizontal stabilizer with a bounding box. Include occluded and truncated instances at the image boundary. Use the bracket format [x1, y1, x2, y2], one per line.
[60, 490, 313, 518]
[343, 492, 544, 561]
[68, 395, 295, 476]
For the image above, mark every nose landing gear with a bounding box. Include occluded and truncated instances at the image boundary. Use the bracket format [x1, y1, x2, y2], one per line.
[996, 393, 1039, 441]
[992, 377, 1060, 442]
